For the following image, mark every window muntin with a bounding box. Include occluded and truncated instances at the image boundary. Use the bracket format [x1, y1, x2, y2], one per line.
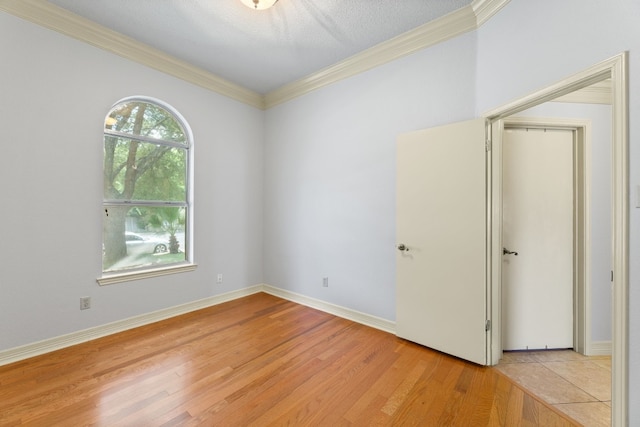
[102, 99, 191, 275]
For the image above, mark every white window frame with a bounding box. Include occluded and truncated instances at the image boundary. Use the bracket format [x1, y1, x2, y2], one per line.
[98, 96, 196, 285]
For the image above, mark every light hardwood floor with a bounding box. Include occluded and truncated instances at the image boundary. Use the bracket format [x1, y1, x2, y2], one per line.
[0, 293, 580, 426]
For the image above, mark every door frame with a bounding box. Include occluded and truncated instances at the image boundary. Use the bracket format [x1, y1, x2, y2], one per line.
[501, 118, 591, 355]
[484, 52, 628, 426]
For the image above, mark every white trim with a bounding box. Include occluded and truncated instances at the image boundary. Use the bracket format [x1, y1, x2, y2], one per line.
[483, 57, 617, 120]
[262, 285, 396, 334]
[0, 0, 264, 109]
[473, 0, 511, 26]
[589, 341, 613, 357]
[489, 120, 503, 365]
[553, 80, 612, 105]
[0, 284, 396, 366]
[0, 285, 263, 366]
[98, 263, 198, 286]
[265, 0, 510, 108]
[0, 0, 509, 109]
[484, 52, 628, 427]
[610, 52, 628, 427]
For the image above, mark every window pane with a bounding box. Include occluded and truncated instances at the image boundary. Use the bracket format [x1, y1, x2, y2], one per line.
[103, 98, 192, 278]
[105, 101, 187, 144]
[103, 206, 187, 273]
[103, 136, 186, 202]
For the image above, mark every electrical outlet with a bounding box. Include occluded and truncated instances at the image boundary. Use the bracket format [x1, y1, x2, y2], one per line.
[80, 297, 91, 310]
[322, 277, 329, 287]
[216, 273, 223, 284]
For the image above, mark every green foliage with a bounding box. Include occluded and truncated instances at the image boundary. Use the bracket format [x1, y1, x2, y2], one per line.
[147, 207, 186, 254]
[107, 101, 186, 143]
[104, 101, 188, 202]
[103, 99, 189, 269]
[105, 138, 186, 201]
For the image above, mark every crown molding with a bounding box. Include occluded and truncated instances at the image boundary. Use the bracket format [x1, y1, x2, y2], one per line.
[264, 5, 477, 108]
[264, 0, 510, 108]
[473, 0, 510, 26]
[1, 0, 509, 110]
[0, 0, 265, 109]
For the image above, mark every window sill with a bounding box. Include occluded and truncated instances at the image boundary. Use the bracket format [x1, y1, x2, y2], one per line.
[97, 263, 197, 286]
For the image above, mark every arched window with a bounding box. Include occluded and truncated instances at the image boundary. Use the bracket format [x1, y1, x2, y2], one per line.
[101, 97, 192, 279]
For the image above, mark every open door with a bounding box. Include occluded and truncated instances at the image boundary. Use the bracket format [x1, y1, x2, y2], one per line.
[396, 118, 489, 366]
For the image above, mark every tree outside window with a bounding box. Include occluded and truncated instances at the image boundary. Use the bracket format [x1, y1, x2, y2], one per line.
[103, 98, 191, 273]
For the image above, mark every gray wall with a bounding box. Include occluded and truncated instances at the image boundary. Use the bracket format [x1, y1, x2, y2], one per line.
[264, 33, 478, 320]
[0, 12, 264, 350]
[2, 0, 640, 422]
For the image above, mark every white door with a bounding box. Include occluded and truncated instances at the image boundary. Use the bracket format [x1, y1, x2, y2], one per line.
[396, 119, 488, 366]
[502, 127, 574, 350]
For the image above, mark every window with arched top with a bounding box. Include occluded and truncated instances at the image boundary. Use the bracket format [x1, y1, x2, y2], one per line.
[101, 97, 193, 281]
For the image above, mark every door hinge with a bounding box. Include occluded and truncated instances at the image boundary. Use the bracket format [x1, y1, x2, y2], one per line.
[485, 319, 491, 331]
[485, 139, 491, 152]
[611, 270, 614, 282]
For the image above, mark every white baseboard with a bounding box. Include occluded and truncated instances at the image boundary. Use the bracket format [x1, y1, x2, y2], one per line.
[0, 284, 396, 366]
[0, 285, 264, 367]
[262, 284, 396, 334]
[588, 340, 612, 356]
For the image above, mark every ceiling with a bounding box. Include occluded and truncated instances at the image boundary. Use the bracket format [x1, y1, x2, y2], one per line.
[46, 0, 473, 95]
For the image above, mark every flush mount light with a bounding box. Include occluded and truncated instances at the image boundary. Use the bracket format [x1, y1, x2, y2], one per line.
[240, 0, 278, 10]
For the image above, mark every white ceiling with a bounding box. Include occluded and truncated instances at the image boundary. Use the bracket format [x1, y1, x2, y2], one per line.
[46, 0, 472, 94]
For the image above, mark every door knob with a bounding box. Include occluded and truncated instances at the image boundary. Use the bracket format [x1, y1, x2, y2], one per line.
[397, 243, 409, 252]
[503, 247, 518, 256]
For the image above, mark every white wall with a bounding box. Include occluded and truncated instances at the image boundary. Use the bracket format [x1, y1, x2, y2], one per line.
[0, 12, 264, 351]
[264, 32, 478, 321]
[476, 0, 639, 419]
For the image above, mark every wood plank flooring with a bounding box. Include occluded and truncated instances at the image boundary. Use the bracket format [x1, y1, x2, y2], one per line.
[0, 293, 580, 426]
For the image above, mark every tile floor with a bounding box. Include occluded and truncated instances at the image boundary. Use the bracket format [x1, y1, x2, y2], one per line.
[496, 350, 611, 426]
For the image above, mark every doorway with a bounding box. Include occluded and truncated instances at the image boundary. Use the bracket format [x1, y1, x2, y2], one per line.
[501, 117, 594, 356]
[502, 125, 577, 352]
[486, 53, 627, 425]
[395, 53, 626, 425]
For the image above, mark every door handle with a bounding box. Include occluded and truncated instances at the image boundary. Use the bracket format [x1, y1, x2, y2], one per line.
[397, 243, 409, 252]
[503, 247, 518, 256]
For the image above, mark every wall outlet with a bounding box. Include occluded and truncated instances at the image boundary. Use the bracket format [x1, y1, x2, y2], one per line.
[216, 273, 223, 284]
[322, 277, 329, 287]
[80, 296, 91, 310]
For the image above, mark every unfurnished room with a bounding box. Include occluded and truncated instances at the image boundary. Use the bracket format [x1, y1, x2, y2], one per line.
[0, 0, 638, 426]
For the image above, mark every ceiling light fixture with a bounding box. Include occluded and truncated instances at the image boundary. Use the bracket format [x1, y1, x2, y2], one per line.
[240, 0, 278, 10]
